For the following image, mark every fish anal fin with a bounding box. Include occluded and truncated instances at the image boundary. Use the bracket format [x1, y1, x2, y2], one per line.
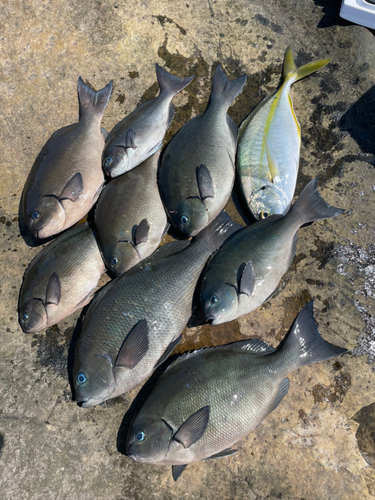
[60, 172, 84, 202]
[205, 448, 238, 460]
[75, 286, 96, 309]
[196, 164, 214, 202]
[262, 378, 290, 420]
[114, 319, 149, 369]
[45, 273, 61, 305]
[173, 406, 210, 448]
[172, 464, 187, 481]
[153, 335, 182, 370]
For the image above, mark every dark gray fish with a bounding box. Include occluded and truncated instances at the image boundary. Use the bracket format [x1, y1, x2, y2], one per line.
[126, 302, 347, 480]
[19, 223, 105, 333]
[158, 64, 247, 237]
[95, 150, 168, 276]
[23, 78, 112, 239]
[103, 65, 194, 178]
[201, 178, 344, 324]
[73, 212, 239, 407]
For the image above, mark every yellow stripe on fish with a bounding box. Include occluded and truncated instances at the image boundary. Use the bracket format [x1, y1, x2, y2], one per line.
[237, 46, 331, 220]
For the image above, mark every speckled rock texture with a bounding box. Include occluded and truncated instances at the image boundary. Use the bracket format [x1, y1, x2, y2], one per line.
[1, 1, 375, 499]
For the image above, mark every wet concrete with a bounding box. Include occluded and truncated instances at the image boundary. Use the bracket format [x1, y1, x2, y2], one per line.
[1, 0, 375, 499]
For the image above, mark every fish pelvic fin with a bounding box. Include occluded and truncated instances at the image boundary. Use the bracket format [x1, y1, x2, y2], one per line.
[77, 77, 113, 120]
[208, 64, 247, 111]
[279, 301, 347, 370]
[289, 177, 344, 227]
[155, 63, 194, 96]
[282, 46, 331, 85]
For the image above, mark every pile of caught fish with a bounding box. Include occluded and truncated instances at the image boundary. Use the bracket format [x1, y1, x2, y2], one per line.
[18, 47, 347, 481]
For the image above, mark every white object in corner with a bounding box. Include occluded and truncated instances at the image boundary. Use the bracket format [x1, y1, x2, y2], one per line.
[340, 0, 375, 29]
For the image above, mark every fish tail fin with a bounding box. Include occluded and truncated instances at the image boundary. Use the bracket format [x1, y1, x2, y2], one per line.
[279, 301, 347, 370]
[156, 64, 194, 96]
[209, 64, 247, 110]
[289, 177, 344, 227]
[77, 77, 112, 120]
[282, 46, 331, 85]
[192, 210, 243, 252]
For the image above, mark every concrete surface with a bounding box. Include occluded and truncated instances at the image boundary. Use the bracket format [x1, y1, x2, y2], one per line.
[0, 0, 374, 499]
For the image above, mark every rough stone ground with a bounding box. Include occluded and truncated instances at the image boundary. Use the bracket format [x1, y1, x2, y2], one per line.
[0, 0, 375, 498]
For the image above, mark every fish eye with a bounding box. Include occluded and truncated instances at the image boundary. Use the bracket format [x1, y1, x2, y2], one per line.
[77, 372, 87, 384]
[136, 431, 146, 442]
[210, 295, 219, 304]
[181, 215, 189, 224]
[22, 313, 29, 321]
[111, 257, 119, 266]
[260, 211, 269, 219]
[105, 156, 113, 165]
[32, 211, 40, 220]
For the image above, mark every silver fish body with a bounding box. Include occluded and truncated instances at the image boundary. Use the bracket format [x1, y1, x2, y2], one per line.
[95, 150, 168, 276]
[73, 212, 239, 407]
[201, 178, 343, 325]
[127, 302, 347, 480]
[103, 65, 194, 178]
[23, 78, 112, 239]
[159, 64, 247, 237]
[237, 47, 330, 220]
[19, 223, 105, 333]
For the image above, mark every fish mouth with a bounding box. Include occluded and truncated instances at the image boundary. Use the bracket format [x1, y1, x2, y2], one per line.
[77, 398, 101, 408]
[205, 313, 218, 321]
[129, 454, 145, 463]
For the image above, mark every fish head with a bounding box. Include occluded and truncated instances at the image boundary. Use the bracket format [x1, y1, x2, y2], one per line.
[250, 185, 289, 220]
[102, 146, 129, 178]
[73, 353, 116, 407]
[170, 198, 209, 237]
[19, 298, 48, 333]
[26, 196, 66, 238]
[127, 416, 173, 463]
[105, 241, 140, 277]
[202, 282, 238, 325]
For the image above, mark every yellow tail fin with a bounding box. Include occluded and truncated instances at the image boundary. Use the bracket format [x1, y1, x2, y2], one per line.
[282, 46, 331, 84]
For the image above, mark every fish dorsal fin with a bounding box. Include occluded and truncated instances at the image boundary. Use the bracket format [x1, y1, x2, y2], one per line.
[60, 172, 84, 202]
[196, 163, 215, 201]
[146, 241, 190, 263]
[226, 114, 239, 142]
[75, 286, 96, 308]
[205, 448, 238, 460]
[153, 334, 182, 370]
[262, 378, 290, 420]
[45, 273, 61, 305]
[265, 137, 279, 182]
[168, 103, 175, 128]
[114, 319, 149, 369]
[125, 129, 136, 149]
[172, 464, 187, 481]
[238, 261, 255, 297]
[172, 406, 210, 448]
[134, 219, 150, 245]
[236, 338, 276, 355]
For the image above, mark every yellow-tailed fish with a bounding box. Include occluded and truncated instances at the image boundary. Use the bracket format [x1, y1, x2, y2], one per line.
[237, 47, 331, 220]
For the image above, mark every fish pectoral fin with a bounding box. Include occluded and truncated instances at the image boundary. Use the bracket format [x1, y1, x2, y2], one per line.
[238, 261, 255, 297]
[205, 448, 238, 460]
[172, 406, 210, 449]
[60, 172, 84, 202]
[264, 137, 279, 183]
[134, 219, 150, 246]
[153, 335, 182, 370]
[45, 272, 61, 305]
[172, 464, 187, 481]
[125, 129, 137, 150]
[263, 378, 290, 420]
[114, 319, 149, 369]
[196, 164, 215, 202]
